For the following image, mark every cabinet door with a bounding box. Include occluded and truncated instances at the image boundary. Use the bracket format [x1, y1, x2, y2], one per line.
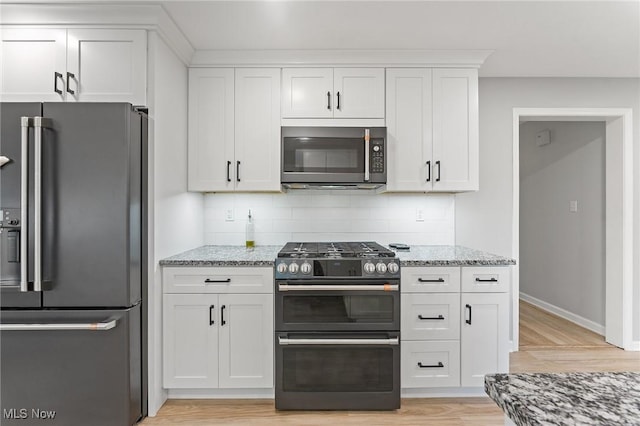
[234, 68, 281, 191]
[460, 292, 509, 387]
[333, 68, 384, 118]
[188, 68, 235, 191]
[281, 68, 333, 118]
[66, 29, 146, 104]
[163, 294, 219, 388]
[218, 294, 274, 388]
[432, 68, 479, 192]
[0, 28, 66, 101]
[385, 69, 433, 191]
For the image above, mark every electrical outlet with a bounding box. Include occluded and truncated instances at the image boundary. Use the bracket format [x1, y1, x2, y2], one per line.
[569, 200, 578, 213]
[416, 208, 425, 222]
[225, 209, 234, 221]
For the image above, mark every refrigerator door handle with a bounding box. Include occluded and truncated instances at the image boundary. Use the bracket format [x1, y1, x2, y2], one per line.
[20, 117, 31, 292]
[32, 117, 52, 292]
[0, 318, 118, 331]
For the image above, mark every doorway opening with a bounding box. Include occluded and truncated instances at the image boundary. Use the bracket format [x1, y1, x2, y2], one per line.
[511, 108, 634, 352]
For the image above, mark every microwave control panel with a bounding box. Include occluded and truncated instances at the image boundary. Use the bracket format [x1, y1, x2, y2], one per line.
[370, 140, 385, 174]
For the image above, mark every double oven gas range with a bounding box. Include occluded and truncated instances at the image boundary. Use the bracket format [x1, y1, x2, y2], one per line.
[274, 242, 401, 410]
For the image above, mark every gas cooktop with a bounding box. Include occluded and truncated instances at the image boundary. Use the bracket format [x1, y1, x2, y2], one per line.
[277, 241, 396, 259]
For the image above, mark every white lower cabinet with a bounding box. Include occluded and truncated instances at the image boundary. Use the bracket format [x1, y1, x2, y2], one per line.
[460, 292, 510, 387]
[163, 267, 273, 390]
[401, 266, 510, 391]
[402, 341, 460, 388]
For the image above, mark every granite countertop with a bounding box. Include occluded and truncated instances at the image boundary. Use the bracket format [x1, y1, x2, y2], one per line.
[159, 245, 281, 266]
[159, 245, 515, 267]
[393, 245, 515, 266]
[485, 372, 640, 426]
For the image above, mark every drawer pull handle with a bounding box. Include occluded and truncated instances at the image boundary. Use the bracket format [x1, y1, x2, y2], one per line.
[205, 278, 231, 283]
[465, 304, 472, 325]
[475, 278, 498, 282]
[418, 362, 444, 368]
[418, 278, 444, 283]
[418, 314, 444, 321]
[209, 305, 215, 325]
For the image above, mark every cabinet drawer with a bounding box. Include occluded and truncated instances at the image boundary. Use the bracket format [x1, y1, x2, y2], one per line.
[401, 340, 460, 388]
[461, 267, 510, 293]
[401, 267, 460, 293]
[402, 293, 460, 340]
[163, 267, 273, 294]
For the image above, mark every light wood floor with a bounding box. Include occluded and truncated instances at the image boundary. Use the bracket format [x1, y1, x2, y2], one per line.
[142, 301, 639, 425]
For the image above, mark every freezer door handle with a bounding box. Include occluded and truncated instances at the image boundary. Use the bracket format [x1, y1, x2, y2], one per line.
[20, 117, 31, 292]
[0, 318, 118, 331]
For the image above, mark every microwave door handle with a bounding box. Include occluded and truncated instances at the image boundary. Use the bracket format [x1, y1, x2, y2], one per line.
[20, 117, 31, 292]
[364, 129, 370, 182]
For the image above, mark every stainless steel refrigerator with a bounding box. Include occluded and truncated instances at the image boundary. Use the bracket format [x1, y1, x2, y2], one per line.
[0, 103, 147, 426]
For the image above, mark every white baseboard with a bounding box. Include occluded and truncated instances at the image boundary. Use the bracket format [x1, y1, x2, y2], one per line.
[519, 292, 605, 336]
[630, 341, 640, 351]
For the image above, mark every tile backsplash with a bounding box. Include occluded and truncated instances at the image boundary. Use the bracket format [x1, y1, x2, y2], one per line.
[203, 191, 455, 246]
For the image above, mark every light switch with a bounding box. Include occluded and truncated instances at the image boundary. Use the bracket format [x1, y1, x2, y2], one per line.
[569, 200, 578, 213]
[225, 209, 234, 221]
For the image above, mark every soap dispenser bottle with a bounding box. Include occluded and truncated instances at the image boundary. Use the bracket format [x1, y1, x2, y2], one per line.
[245, 209, 255, 250]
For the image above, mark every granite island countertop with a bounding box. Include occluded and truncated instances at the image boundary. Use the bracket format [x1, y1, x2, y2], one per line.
[159, 245, 515, 267]
[485, 372, 640, 426]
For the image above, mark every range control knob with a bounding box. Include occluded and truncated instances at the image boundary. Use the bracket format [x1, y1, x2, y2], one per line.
[376, 262, 387, 274]
[288, 262, 299, 274]
[276, 262, 288, 274]
[300, 262, 312, 275]
[387, 262, 399, 274]
[363, 262, 376, 274]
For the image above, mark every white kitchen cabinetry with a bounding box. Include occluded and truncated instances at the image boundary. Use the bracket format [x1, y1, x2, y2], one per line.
[401, 266, 510, 390]
[432, 69, 479, 191]
[163, 267, 274, 389]
[1, 28, 146, 104]
[385, 68, 478, 192]
[460, 267, 510, 387]
[281, 68, 384, 119]
[188, 68, 281, 192]
[401, 266, 461, 388]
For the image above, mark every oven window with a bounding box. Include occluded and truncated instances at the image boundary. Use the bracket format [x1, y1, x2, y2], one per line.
[282, 295, 394, 323]
[283, 137, 364, 173]
[282, 346, 394, 392]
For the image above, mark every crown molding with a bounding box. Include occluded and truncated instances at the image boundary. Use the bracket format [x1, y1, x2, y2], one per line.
[190, 49, 493, 68]
[0, 3, 195, 65]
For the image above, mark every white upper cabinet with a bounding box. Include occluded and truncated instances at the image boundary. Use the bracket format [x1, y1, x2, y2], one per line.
[281, 68, 333, 118]
[0, 28, 67, 102]
[188, 68, 235, 192]
[333, 68, 385, 118]
[234, 68, 281, 192]
[281, 67, 384, 119]
[0, 28, 146, 104]
[432, 68, 479, 191]
[385, 68, 479, 193]
[386, 69, 432, 192]
[66, 29, 147, 104]
[188, 67, 281, 192]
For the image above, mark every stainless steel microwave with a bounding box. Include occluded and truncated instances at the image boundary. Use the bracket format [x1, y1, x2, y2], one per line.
[281, 127, 387, 190]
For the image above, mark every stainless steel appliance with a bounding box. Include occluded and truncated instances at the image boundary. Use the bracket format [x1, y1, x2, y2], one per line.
[274, 242, 400, 410]
[0, 103, 147, 426]
[281, 127, 386, 190]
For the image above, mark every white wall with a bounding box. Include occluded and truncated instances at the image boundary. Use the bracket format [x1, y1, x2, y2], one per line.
[147, 33, 204, 415]
[455, 77, 640, 343]
[519, 122, 605, 328]
[203, 192, 455, 246]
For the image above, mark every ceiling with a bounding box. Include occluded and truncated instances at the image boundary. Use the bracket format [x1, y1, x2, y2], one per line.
[159, 0, 640, 77]
[3, 1, 639, 77]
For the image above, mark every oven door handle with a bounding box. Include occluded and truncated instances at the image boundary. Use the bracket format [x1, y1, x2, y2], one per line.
[278, 337, 399, 346]
[278, 284, 398, 292]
